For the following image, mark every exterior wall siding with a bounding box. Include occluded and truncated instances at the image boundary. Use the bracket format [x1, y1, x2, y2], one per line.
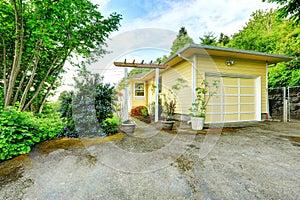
[161, 60, 192, 115]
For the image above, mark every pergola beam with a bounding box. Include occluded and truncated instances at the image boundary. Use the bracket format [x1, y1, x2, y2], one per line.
[114, 62, 168, 69]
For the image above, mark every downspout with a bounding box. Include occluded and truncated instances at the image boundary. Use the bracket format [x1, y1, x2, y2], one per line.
[266, 61, 270, 120]
[155, 68, 159, 122]
[178, 54, 197, 103]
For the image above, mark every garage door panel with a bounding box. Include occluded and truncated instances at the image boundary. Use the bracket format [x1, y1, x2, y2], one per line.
[210, 95, 222, 104]
[240, 113, 255, 121]
[224, 105, 238, 112]
[240, 78, 255, 86]
[206, 105, 221, 113]
[240, 96, 255, 103]
[241, 104, 255, 112]
[241, 87, 255, 94]
[206, 114, 222, 122]
[224, 87, 238, 94]
[224, 114, 238, 122]
[224, 96, 238, 104]
[205, 75, 259, 123]
[222, 77, 238, 85]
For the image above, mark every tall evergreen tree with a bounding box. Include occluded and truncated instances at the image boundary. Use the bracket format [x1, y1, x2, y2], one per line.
[170, 27, 194, 56]
[199, 32, 217, 46]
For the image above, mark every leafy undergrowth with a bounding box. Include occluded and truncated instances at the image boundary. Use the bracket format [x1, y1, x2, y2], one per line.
[0, 107, 64, 162]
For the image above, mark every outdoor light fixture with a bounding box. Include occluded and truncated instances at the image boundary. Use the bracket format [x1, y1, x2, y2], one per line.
[225, 59, 235, 66]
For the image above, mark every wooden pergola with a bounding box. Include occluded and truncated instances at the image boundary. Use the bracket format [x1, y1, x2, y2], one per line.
[113, 62, 168, 69]
[114, 60, 168, 122]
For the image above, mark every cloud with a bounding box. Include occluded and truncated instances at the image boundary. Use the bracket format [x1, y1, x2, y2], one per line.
[120, 0, 278, 41]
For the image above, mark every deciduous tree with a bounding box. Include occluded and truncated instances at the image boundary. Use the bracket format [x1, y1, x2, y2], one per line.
[0, 0, 121, 112]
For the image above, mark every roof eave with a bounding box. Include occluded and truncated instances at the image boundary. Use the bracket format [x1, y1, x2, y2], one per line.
[163, 42, 294, 65]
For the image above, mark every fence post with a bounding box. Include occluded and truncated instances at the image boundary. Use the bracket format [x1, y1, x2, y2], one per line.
[288, 87, 290, 122]
[283, 87, 288, 122]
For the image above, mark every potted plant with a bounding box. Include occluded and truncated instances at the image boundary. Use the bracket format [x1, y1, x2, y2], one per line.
[116, 98, 136, 135]
[161, 97, 176, 130]
[120, 119, 136, 135]
[161, 78, 188, 130]
[189, 80, 219, 130]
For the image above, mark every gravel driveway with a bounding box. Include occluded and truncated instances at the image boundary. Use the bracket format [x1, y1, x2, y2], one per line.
[1, 121, 300, 199]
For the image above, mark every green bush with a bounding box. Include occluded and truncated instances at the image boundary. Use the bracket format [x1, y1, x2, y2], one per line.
[0, 107, 64, 161]
[58, 69, 118, 137]
[101, 115, 121, 135]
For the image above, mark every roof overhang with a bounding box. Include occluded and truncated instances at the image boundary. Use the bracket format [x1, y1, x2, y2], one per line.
[130, 43, 294, 82]
[164, 43, 294, 66]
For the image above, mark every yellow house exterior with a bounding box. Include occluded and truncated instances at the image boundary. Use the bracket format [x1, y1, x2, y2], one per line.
[128, 72, 156, 110]
[127, 43, 293, 123]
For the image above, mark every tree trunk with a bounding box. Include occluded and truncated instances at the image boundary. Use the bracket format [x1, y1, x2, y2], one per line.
[22, 57, 62, 111]
[4, 0, 24, 107]
[38, 66, 63, 113]
[0, 35, 7, 100]
[12, 70, 26, 105]
[19, 49, 41, 109]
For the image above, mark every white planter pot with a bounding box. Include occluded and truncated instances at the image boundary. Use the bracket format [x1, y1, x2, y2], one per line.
[191, 117, 205, 130]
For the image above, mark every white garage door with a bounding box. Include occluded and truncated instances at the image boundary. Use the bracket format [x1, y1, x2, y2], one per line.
[205, 74, 261, 123]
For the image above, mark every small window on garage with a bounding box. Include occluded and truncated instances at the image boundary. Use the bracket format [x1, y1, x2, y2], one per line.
[135, 82, 145, 97]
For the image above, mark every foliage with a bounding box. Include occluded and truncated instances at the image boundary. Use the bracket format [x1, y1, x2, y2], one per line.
[268, 60, 300, 87]
[199, 32, 217, 45]
[141, 107, 148, 116]
[263, 0, 300, 22]
[57, 91, 78, 138]
[95, 80, 117, 123]
[154, 27, 193, 64]
[0, 0, 121, 112]
[226, 9, 299, 87]
[170, 27, 194, 56]
[161, 78, 188, 120]
[149, 98, 163, 118]
[0, 106, 63, 161]
[130, 106, 149, 117]
[217, 33, 231, 47]
[101, 115, 121, 135]
[189, 80, 219, 118]
[226, 9, 298, 55]
[58, 67, 118, 137]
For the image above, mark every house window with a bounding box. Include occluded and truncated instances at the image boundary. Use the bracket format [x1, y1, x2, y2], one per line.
[135, 83, 145, 97]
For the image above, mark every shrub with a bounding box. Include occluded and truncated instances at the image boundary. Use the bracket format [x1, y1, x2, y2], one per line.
[58, 69, 118, 138]
[130, 106, 149, 116]
[101, 115, 121, 135]
[58, 91, 78, 138]
[0, 107, 64, 161]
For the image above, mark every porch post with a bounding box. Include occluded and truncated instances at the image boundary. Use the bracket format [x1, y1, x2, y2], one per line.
[124, 68, 129, 121]
[192, 55, 197, 103]
[155, 68, 159, 122]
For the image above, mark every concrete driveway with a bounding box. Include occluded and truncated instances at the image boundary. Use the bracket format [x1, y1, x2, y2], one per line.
[1, 121, 300, 199]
